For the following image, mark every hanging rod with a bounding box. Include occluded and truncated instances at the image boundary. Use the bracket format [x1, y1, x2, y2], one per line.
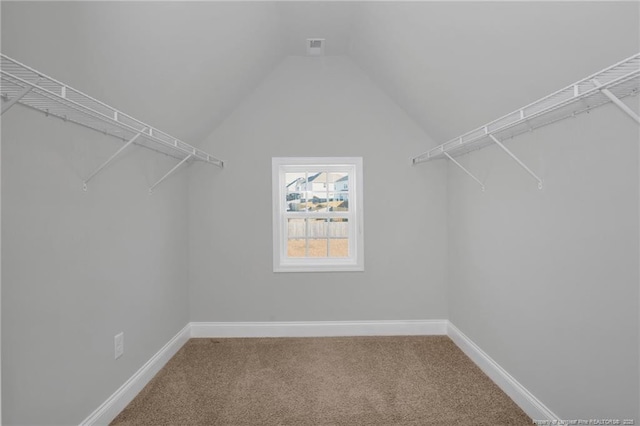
[413, 53, 640, 165]
[0, 54, 224, 182]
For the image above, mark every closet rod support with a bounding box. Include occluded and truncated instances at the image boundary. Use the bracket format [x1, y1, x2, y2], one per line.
[443, 152, 485, 191]
[489, 134, 543, 189]
[1, 81, 38, 115]
[592, 79, 640, 125]
[83, 130, 145, 191]
[149, 154, 192, 194]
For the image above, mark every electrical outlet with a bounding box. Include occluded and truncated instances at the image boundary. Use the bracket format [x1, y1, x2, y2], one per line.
[114, 332, 124, 360]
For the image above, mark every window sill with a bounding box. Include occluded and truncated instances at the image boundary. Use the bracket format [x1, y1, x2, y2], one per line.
[274, 262, 364, 273]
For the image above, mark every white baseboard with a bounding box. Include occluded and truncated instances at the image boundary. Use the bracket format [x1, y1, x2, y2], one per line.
[80, 320, 558, 425]
[190, 319, 448, 338]
[79, 324, 191, 426]
[447, 322, 560, 422]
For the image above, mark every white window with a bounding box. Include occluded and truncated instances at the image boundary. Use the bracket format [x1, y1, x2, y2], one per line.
[272, 157, 364, 272]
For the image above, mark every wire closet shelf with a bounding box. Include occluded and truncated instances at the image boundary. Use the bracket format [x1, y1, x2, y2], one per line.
[412, 53, 640, 165]
[0, 54, 224, 171]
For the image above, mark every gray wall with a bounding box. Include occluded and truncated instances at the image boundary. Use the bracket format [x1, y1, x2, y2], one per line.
[447, 100, 640, 419]
[1, 93, 190, 424]
[0, 2, 284, 424]
[188, 56, 448, 322]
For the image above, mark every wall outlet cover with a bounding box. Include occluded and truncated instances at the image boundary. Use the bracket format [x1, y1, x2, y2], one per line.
[114, 332, 124, 360]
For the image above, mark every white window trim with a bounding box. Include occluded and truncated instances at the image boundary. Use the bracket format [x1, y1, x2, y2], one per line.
[272, 157, 364, 273]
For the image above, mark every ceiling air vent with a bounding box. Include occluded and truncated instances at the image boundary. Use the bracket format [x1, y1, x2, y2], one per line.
[307, 39, 325, 56]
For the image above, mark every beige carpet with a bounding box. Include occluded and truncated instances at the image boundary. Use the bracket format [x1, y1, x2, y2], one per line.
[111, 336, 531, 425]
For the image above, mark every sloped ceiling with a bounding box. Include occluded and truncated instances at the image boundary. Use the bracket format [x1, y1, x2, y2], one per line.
[350, 1, 640, 144]
[1, 2, 286, 144]
[2, 2, 639, 149]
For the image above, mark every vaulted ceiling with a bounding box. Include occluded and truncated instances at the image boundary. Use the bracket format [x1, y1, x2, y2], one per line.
[2, 1, 638, 149]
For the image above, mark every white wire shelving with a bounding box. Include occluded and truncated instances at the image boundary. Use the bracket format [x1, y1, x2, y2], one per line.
[0, 53, 223, 193]
[412, 53, 640, 190]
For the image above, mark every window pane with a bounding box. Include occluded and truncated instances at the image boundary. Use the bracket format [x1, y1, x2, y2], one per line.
[329, 218, 348, 238]
[285, 172, 305, 212]
[329, 219, 348, 257]
[327, 172, 348, 192]
[307, 172, 326, 192]
[328, 193, 348, 211]
[308, 193, 329, 212]
[285, 172, 304, 191]
[287, 218, 306, 239]
[308, 218, 327, 238]
[286, 194, 304, 212]
[287, 200, 304, 212]
[329, 239, 348, 258]
[298, 196, 313, 212]
[308, 239, 328, 257]
[287, 239, 306, 257]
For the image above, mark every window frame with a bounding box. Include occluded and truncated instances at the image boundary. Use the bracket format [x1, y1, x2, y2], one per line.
[272, 157, 364, 272]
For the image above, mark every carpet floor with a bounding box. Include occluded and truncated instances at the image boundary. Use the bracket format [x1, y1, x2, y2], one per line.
[111, 336, 531, 425]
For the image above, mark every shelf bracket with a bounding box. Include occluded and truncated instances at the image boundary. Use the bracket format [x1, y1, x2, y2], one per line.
[1, 79, 40, 115]
[443, 152, 485, 191]
[592, 78, 640, 125]
[149, 155, 192, 194]
[83, 130, 145, 191]
[489, 134, 543, 189]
